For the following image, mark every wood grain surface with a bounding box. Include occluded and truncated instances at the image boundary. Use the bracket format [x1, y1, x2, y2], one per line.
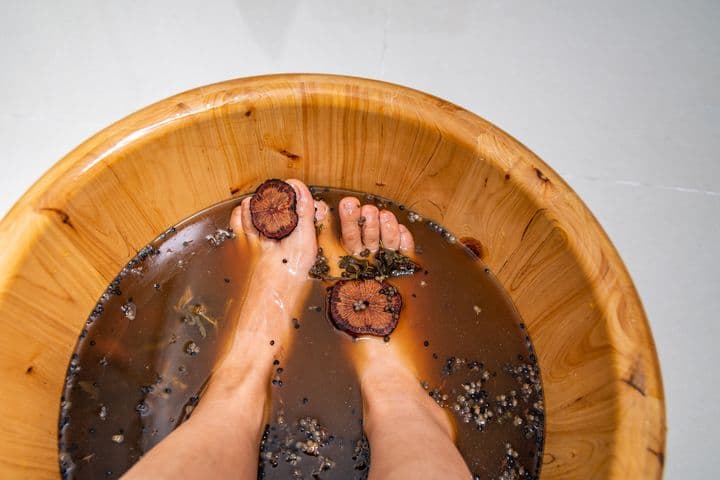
[0, 74, 665, 478]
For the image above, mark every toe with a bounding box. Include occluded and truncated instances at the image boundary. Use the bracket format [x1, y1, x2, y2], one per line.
[285, 179, 315, 228]
[230, 204, 244, 233]
[360, 204, 380, 252]
[240, 197, 259, 237]
[339, 197, 363, 253]
[314, 200, 329, 225]
[379, 210, 400, 250]
[398, 224, 415, 254]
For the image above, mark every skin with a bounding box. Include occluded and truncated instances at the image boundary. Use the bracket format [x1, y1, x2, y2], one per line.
[123, 180, 470, 479]
[337, 196, 471, 480]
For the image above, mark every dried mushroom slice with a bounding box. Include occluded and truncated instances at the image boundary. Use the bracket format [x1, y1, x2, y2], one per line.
[328, 279, 402, 336]
[250, 179, 299, 239]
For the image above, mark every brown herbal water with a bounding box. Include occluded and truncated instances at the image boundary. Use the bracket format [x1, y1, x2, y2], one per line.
[58, 188, 544, 480]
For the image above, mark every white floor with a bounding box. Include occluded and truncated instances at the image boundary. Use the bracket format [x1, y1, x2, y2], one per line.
[1, 1, 718, 477]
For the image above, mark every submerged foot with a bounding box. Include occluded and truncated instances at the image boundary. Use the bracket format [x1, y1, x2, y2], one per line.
[334, 196, 421, 375]
[330, 196, 452, 420]
[220, 179, 326, 368]
[330, 196, 468, 478]
[146, 180, 329, 480]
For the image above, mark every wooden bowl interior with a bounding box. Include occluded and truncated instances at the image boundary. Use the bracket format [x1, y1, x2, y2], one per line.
[0, 75, 665, 478]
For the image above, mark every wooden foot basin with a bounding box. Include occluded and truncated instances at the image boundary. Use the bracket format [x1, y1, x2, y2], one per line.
[0, 74, 665, 478]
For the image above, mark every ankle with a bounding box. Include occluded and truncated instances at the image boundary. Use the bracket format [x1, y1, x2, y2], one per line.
[193, 358, 270, 438]
[247, 262, 309, 307]
[361, 368, 456, 441]
[359, 359, 416, 393]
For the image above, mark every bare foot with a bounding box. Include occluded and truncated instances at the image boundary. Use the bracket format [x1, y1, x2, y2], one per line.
[334, 195, 432, 378]
[221, 179, 326, 365]
[333, 196, 427, 378]
[332, 197, 471, 479]
[125, 179, 328, 480]
[337, 196, 414, 255]
[193, 179, 327, 434]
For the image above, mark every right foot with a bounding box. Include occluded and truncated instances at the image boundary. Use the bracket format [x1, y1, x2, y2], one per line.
[325, 197, 471, 480]
[330, 197, 456, 437]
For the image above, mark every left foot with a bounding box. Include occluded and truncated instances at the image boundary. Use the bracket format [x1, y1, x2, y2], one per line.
[126, 180, 328, 480]
[222, 179, 326, 366]
[193, 180, 325, 433]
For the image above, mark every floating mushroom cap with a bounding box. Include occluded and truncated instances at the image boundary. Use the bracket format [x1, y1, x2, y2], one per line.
[328, 279, 402, 336]
[250, 179, 299, 239]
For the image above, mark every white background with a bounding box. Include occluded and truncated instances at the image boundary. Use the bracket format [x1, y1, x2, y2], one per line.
[1, 1, 718, 477]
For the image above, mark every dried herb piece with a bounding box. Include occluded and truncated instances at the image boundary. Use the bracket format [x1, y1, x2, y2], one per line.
[259, 413, 338, 477]
[120, 301, 136, 321]
[375, 248, 419, 277]
[338, 248, 419, 281]
[175, 288, 218, 338]
[309, 248, 331, 280]
[77, 380, 99, 400]
[352, 434, 371, 475]
[338, 256, 379, 280]
[205, 228, 235, 246]
[328, 279, 402, 336]
[250, 179, 298, 239]
[184, 341, 200, 356]
[180, 304, 217, 338]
